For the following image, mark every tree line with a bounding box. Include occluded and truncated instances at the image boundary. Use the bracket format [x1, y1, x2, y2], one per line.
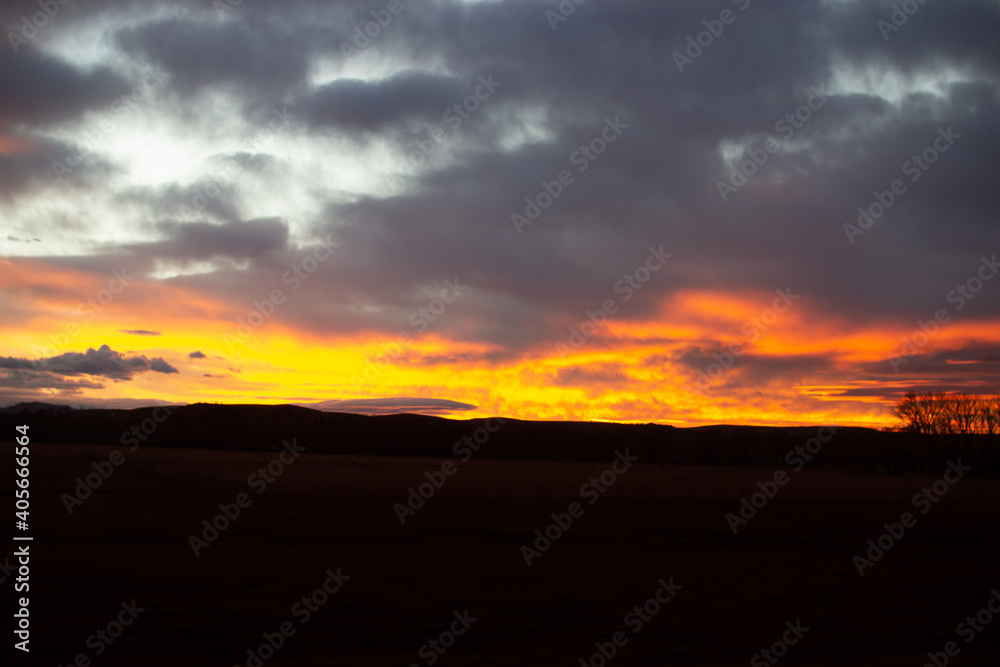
[891, 391, 1000, 435]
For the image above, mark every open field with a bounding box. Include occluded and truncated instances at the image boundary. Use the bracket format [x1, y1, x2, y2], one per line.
[9, 441, 1000, 665]
[24, 442, 1000, 501]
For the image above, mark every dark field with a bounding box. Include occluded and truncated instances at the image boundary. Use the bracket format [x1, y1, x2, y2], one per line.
[9, 442, 1000, 666]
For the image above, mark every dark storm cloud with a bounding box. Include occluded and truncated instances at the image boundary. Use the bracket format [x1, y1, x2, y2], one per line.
[0, 138, 120, 202]
[30, 218, 294, 295]
[298, 71, 467, 133]
[0, 344, 178, 380]
[108, 218, 290, 269]
[115, 180, 245, 224]
[715, 353, 836, 388]
[672, 344, 836, 389]
[7, 0, 1000, 365]
[289, 0, 1000, 344]
[0, 49, 128, 127]
[114, 17, 318, 97]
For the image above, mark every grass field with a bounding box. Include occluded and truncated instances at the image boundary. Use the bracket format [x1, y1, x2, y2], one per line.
[10, 442, 1000, 665]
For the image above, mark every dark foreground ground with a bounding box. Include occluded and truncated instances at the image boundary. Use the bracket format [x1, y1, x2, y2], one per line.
[7, 443, 1000, 666]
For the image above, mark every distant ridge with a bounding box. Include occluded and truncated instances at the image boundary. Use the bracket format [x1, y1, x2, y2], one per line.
[0, 401, 75, 414]
[2, 402, 997, 473]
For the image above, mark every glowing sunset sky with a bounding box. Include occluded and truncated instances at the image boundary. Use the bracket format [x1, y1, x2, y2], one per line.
[2, 0, 999, 427]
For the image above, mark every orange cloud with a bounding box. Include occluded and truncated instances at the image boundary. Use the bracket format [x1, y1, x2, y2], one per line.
[2, 259, 999, 427]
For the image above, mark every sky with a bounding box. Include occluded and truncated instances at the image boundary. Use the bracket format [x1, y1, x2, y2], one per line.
[1, 0, 998, 427]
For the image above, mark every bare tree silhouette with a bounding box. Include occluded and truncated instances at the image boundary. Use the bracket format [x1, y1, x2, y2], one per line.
[891, 391, 1000, 435]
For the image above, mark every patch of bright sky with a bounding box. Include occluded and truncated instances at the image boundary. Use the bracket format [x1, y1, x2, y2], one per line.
[146, 259, 244, 281]
[40, 2, 192, 72]
[9, 0, 548, 261]
[716, 139, 746, 170]
[492, 104, 557, 153]
[309, 50, 453, 88]
[0, 186, 128, 258]
[827, 62, 974, 108]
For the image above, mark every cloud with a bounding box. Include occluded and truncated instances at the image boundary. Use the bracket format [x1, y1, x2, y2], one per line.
[0, 49, 128, 128]
[121, 329, 161, 336]
[114, 14, 323, 100]
[51, 218, 292, 276]
[121, 218, 290, 263]
[0, 344, 179, 380]
[189, 350, 207, 359]
[0, 136, 120, 203]
[0, 371, 106, 392]
[298, 397, 477, 416]
[2, 0, 999, 425]
[298, 71, 468, 134]
[115, 181, 245, 224]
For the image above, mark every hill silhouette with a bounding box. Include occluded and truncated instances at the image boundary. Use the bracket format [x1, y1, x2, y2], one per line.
[3, 402, 997, 473]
